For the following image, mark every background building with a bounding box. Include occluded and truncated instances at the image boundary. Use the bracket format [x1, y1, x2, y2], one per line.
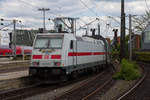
[141, 24, 150, 50]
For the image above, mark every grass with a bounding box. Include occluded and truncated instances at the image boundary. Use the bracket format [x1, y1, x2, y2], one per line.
[113, 59, 141, 81]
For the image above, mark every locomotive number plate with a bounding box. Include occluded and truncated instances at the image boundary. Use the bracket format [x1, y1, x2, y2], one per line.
[41, 61, 51, 66]
[44, 55, 50, 59]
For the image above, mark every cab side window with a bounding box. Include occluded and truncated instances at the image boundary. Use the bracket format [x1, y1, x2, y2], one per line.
[70, 40, 73, 49]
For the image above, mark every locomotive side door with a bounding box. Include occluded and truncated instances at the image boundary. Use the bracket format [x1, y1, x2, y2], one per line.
[70, 40, 77, 67]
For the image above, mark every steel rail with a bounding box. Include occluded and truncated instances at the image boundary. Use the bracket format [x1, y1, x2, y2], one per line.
[0, 70, 105, 100]
[117, 63, 147, 100]
[0, 82, 42, 100]
[54, 71, 106, 100]
[57, 71, 105, 97]
[81, 78, 113, 100]
[54, 65, 115, 100]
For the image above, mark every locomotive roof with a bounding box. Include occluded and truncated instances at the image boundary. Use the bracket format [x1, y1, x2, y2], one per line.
[36, 33, 66, 36]
[35, 33, 104, 44]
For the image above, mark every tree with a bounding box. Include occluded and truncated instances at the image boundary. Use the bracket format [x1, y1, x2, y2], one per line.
[133, 11, 150, 33]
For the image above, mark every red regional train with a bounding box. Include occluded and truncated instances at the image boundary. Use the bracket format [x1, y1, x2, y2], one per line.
[0, 45, 32, 57]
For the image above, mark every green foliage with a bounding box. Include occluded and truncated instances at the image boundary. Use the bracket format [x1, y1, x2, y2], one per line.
[112, 49, 119, 61]
[134, 51, 150, 62]
[111, 43, 120, 61]
[113, 59, 141, 81]
[112, 35, 129, 60]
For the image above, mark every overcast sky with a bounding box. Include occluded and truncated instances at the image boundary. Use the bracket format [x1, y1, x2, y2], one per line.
[0, 0, 149, 38]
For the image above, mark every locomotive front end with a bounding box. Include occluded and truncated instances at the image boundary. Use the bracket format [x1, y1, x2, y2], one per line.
[29, 34, 66, 81]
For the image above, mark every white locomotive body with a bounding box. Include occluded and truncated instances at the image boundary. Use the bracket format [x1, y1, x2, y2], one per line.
[29, 33, 110, 80]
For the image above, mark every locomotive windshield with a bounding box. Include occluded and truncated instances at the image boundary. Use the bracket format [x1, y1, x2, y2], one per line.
[34, 36, 63, 49]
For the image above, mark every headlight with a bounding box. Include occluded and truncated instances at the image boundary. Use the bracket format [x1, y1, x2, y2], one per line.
[54, 62, 61, 66]
[32, 61, 39, 66]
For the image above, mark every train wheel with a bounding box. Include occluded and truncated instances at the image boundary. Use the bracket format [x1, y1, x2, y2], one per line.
[95, 66, 99, 73]
[71, 71, 78, 79]
[84, 68, 87, 73]
[60, 75, 68, 82]
[93, 66, 97, 72]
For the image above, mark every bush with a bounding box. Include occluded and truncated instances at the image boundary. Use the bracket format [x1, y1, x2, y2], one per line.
[113, 59, 141, 81]
[134, 51, 150, 62]
[112, 50, 119, 61]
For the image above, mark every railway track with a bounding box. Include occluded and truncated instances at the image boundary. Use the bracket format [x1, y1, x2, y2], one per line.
[0, 67, 28, 74]
[54, 65, 115, 100]
[0, 83, 45, 100]
[0, 75, 98, 100]
[0, 77, 33, 92]
[0, 65, 114, 100]
[0, 61, 29, 74]
[0, 62, 29, 81]
[0, 77, 55, 100]
[117, 62, 150, 100]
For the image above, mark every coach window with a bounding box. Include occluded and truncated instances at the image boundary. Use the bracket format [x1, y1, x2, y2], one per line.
[70, 40, 73, 49]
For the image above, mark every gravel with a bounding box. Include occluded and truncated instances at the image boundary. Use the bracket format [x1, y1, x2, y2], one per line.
[24, 61, 143, 100]
[25, 74, 101, 100]
[98, 61, 142, 100]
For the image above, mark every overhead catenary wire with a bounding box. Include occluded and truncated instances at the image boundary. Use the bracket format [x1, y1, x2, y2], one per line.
[79, 0, 99, 17]
[79, 0, 114, 29]
[19, 0, 112, 29]
[132, 16, 144, 26]
[89, 0, 120, 30]
[0, 23, 14, 30]
[145, 0, 150, 12]
[18, 0, 39, 9]
[108, 16, 121, 25]
[18, 0, 61, 31]
[79, 18, 87, 25]
[47, 11, 59, 17]
[131, 15, 149, 33]
[79, 0, 140, 37]
[18, 0, 116, 36]
[18, 0, 59, 16]
[79, 18, 99, 29]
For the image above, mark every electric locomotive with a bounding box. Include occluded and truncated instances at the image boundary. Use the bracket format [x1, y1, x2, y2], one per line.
[29, 17, 111, 81]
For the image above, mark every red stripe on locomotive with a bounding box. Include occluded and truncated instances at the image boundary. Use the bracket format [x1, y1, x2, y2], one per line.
[93, 52, 105, 55]
[51, 55, 61, 59]
[68, 52, 106, 56]
[32, 55, 42, 59]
